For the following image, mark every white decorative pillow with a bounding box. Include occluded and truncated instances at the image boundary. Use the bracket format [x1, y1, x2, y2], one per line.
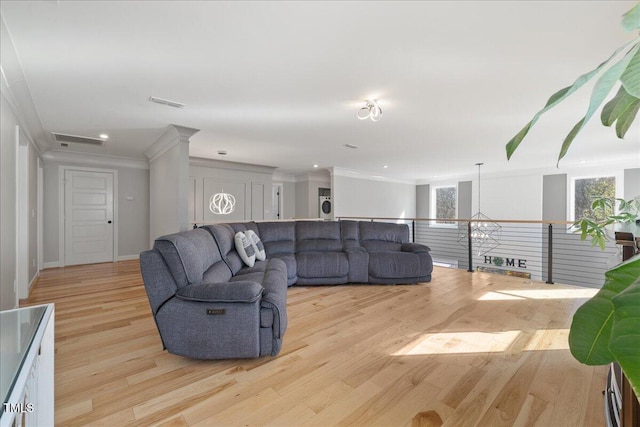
[234, 231, 256, 267]
[246, 230, 266, 261]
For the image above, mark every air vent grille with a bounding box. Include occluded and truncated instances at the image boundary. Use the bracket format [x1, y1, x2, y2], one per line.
[149, 96, 185, 108]
[52, 133, 105, 146]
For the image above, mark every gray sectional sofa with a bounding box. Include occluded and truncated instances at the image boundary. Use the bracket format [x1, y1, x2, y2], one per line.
[139, 220, 432, 360]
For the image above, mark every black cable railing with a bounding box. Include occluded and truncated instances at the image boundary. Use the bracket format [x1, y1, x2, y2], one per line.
[337, 216, 620, 288]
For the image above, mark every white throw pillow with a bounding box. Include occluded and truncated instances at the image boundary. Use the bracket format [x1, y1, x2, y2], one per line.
[234, 231, 256, 267]
[246, 230, 266, 261]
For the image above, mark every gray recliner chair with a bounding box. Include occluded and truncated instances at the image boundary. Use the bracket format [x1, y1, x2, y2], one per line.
[139, 227, 288, 359]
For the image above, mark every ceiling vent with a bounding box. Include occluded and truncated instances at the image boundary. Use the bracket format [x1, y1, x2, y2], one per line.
[52, 133, 105, 147]
[149, 96, 185, 108]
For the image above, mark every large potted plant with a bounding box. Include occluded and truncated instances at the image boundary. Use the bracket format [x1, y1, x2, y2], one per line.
[505, 2, 640, 400]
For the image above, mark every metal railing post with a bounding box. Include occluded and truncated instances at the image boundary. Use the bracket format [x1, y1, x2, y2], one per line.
[546, 223, 554, 284]
[467, 221, 473, 272]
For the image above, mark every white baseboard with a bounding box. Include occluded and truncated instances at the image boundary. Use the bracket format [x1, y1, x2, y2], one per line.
[43, 262, 60, 269]
[29, 271, 40, 289]
[118, 254, 139, 261]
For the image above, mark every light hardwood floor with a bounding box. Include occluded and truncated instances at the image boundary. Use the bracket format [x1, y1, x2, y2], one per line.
[23, 261, 607, 427]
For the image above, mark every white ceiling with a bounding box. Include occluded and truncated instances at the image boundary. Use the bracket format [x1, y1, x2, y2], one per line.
[1, 1, 638, 181]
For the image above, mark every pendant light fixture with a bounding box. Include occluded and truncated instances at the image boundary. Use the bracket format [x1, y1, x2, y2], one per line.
[458, 163, 501, 256]
[357, 99, 383, 122]
[209, 151, 236, 215]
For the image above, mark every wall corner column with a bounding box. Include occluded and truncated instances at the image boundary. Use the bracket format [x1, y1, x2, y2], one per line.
[145, 124, 199, 247]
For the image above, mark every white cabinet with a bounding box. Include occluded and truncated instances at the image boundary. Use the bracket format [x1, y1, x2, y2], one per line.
[0, 304, 54, 427]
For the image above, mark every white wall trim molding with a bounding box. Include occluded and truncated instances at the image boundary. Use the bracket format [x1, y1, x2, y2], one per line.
[118, 254, 140, 261]
[0, 21, 50, 155]
[57, 165, 119, 267]
[190, 157, 276, 175]
[145, 124, 199, 162]
[42, 262, 59, 270]
[295, 171, 331, 185]
[272, 171, 296, 183]
[44, 149, 149, 170]
[332, 167, 416, 185]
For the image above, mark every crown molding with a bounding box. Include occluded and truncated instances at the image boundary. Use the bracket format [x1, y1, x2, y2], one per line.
[272, 171, 296, 183]
[43, 150, 149, 170]
[144, 124, 199, 162]
[189, 157, 276, 175]
[0, 18, 50, 155]
[331, 167, 416, 185]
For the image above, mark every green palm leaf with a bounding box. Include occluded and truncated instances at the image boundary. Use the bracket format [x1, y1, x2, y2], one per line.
[557, 43, 640, 163]
[505, 41, 636, 160]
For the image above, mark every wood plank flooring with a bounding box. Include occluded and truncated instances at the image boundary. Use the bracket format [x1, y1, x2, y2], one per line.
[22, 261, 607, 426]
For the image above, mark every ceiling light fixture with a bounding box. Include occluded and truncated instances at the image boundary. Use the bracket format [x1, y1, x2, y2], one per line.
[209, 151, 236, 215]
[357, 99, 383, 122]
[99, 133, 109, 140]
[313, 164, 319, 168]
[457, 163, 501, 256]
[149, 96, 185, 109]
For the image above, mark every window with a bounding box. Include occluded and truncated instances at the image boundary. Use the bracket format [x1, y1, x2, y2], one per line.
[431, 185, 457, 225]
[573, 176, 616, 221]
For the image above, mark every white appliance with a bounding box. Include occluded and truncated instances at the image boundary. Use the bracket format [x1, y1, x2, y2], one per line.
[319, 196, 332, 220]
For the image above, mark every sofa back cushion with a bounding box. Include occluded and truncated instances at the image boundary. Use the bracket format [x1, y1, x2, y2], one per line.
[296, 221, 343, 252]
[203, 224, 245, 275]
[339, 220, 360, 250]
[256, 222, 296, 256]
[359, 221, 409, 252]
[154, 228, 229, 289]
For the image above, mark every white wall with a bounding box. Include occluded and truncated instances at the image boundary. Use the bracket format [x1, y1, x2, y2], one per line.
[0, 91, 18, 309]
[471, 173, 542, 220]
[333, 171, 416, 219]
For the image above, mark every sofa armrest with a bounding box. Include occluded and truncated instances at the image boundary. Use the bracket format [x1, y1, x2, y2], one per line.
[176, 281, 263, 303]
[401, 243, 431, 253]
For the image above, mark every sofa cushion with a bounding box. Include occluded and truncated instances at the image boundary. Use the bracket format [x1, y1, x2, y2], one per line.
[296, 221, 343, 252]
[256, 222, 295, 256]
[154, 228, 223, 288]
[340, 220, 361, 250]
[359, 222, 408, 253]
[296, 252, 349, 278]
[368, 252, 429, 279]
[247, 230, 266, 261]
[235, 232, 256, 267]
[203, 224, 244, 275]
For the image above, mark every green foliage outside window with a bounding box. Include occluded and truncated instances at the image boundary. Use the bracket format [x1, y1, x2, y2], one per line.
[435, 187, 456, 224]
[574, 176, 616, 221]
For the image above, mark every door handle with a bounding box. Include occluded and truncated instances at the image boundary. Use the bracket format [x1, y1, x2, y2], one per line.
[108, 221, 112, 224]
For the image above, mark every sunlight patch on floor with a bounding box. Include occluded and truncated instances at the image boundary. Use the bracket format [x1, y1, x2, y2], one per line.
[392, 328, 570, 356]
[392, 330, 521, 355]
[478, 288, 598, 301]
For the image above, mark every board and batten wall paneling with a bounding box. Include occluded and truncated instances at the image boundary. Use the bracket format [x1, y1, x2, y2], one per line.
[189, 159, 276, 223]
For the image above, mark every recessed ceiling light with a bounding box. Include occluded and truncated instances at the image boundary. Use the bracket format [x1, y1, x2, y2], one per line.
[383, 165, 388, 169]
[149, 96, 185, 108]
[313, 164, 319, 168]
[344, 144, 359, 149]
[99, 133, 109, 140]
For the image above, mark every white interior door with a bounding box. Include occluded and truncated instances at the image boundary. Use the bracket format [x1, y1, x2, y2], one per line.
[64, 170, 114, 266]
